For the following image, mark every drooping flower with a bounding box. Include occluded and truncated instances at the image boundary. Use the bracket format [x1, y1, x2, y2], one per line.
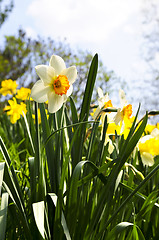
[0, 79, 18, 96]
[30, 55, 77, 113]
[3, 97, 27, 124]
[16, 87, 31, 100]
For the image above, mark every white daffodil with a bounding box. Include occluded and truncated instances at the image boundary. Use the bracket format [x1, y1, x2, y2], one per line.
[92, 88, 115, 154]
[93, 87, 113, 120]
[113, 89, 132, 133]
[30, 55, 77, 113]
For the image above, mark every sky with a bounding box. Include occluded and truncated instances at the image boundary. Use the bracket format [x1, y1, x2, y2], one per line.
[0, 0, 158, 114]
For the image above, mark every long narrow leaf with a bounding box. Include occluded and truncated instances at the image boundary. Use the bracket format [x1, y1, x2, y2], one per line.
[0, 162, 5, 195]
[0, 192, 9, 240]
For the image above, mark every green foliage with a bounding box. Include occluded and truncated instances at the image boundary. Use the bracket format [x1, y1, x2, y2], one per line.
[0, 0, 14, 28]
[1, 54, 159, 239]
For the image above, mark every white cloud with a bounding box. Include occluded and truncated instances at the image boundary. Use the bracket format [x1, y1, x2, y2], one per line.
[25, 27, 37, 38]
[27, 0, 142, 44]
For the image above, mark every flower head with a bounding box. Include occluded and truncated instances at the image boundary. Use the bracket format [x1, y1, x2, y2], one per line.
[3, 97, 27, 124]
[138, 128, 159, 166]
[0, 79, 18, 96]
[16, 87, 31, 100]
[114, 89, 132, 126]
[92, 87, 114, 120]
[30, 55, 77, 113]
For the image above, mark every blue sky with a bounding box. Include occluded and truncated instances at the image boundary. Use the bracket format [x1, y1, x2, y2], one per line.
[1, 0, 156, 112]
[0, 0, 144, 78]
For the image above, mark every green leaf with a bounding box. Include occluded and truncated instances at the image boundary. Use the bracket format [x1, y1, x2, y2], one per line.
[75, 54, 98, 165]
[32, 201, 45, 239]
[48, 193, 71, 240]
[69, 96, 78, 125]
[0, 162, 5, 195]
[40, 103, 56, 193]
[22, 111, 35, 154]
[0, 192, 9, 240]
[79, 53, 98, 122]
[106, 222, 133, 239]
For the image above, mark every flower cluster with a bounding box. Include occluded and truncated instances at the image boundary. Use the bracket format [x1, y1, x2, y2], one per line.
[1, 55, 159, 168]
[1, 54, 77, 124]
[0, 79, 32, 124]
[91, 87, 159, 167]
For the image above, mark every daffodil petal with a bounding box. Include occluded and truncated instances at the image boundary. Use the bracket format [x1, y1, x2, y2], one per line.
[114, 109, 122, 125]
[61, 66, 77, 84]
[92, 106, 101, 120]
[30, 80, 50, 102]
[47, 91, 64, 113]
[49, 55, 66, 75]
[141, 152, 154, 166]
[66, 84, 73, 97]
[98, 87, 104, 98]
[119, 89, 127, 107]
[35, 65, 55, 84]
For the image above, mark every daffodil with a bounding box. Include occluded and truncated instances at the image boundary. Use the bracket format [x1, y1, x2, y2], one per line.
[3, 97, 27, 124]
[91, 88, 115, 153]
[16, 87, 31, 100]
[145, 124, 156, 134]
[30, 55, 77, 113]
[92, 87, 114, 120]
[138, 128, 159, 166]
[114, 89, 132, 125]
[0, 79, 18, 96]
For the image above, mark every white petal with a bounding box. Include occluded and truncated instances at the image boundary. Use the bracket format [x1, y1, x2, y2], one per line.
[47, 91, 64, 113]
[139, 135, 152, 144]
[30, 80, 50, 102]
[61, 66, 77, 84]
[49, 55, 66, 75]
[35, 65, 55, 84]
[66, 84, 73, 97]
[151, 128, 159, 138]
[92, 106, 101, 120]
[113, 109, 122, 125]
[141, 152, 154, 166]
[119, 89, 127, 107]
[97, 87, 104, 98]
[62, 85, 73, 103]
[98, 93, 109, 108]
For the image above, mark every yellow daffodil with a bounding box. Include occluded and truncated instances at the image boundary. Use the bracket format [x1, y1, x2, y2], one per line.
[30, 55, 77, 113]
[32, 108, 49, 124]
[0, 79, 18, 96]
[3, 97, 27, 124]
[16, 87, 31, 100]
[107, 122, 121, 135]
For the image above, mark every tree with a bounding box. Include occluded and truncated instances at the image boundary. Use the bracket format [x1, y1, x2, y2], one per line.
[0, 0, 14, 28]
